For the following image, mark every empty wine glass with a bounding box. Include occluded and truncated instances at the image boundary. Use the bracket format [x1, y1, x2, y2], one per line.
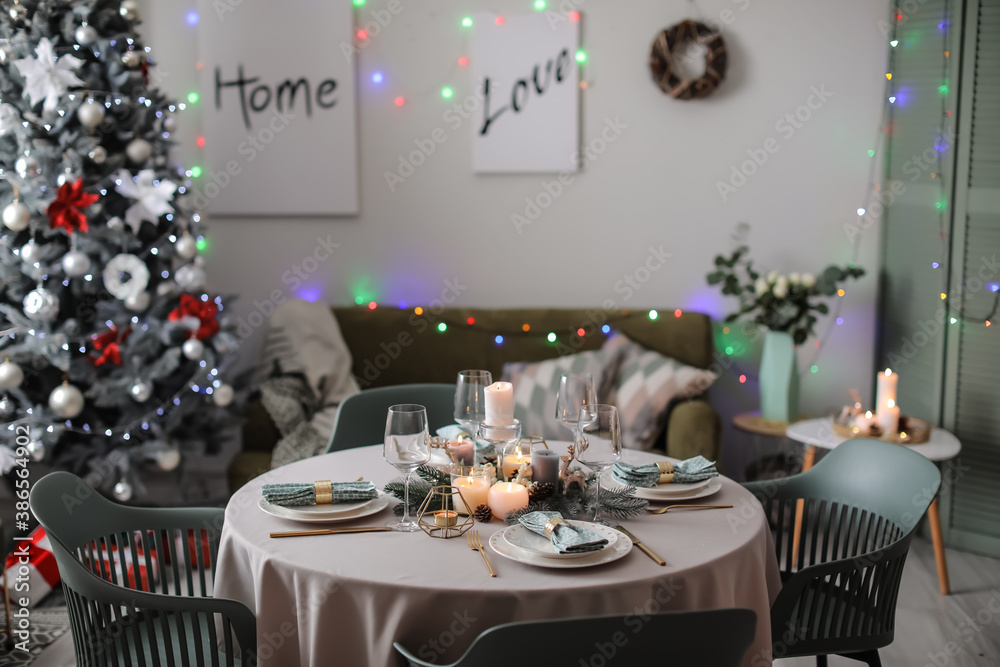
[577, 404, 622, 524]
[554, 373, 597, 442]
[454, 369, 493, 435]
[384, 404, 432, 532]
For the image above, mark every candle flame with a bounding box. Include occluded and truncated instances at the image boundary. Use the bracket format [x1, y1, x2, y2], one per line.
[506, 482, 515, 492]
[885, 368, 893, 376]
[887, 399, 895, 408]
[865, 410, 872, 418]
[466, 476, 473, 484]
[900, 432, 908, 439]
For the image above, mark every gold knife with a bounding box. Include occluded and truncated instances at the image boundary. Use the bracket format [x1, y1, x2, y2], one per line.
[270, 527, 393, 538]
[615, 525, 666, 566]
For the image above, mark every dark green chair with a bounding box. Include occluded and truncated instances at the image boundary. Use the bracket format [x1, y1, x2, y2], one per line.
[326, 383, 456, 453]
[743, 438, 941, 667]
[394, 608, 756, 666]
[29, 472, 256, 666]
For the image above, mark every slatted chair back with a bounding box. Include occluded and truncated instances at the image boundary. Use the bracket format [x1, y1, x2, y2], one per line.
[30, 471, 256, 666]
[394, 608, 757, 667]
[326, 383, 456, 453]
[743, 438, 940, 663]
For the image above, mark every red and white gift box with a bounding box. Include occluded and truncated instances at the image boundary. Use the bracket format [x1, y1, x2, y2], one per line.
[4, 526, 59, 607]
[88, 540, 159, 591]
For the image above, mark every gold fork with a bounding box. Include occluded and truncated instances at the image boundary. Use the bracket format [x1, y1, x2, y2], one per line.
[646, 504, 733, 515]
[467, 530, 496, 577]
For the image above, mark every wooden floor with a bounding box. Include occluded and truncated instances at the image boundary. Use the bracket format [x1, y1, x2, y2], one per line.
[23, 537, 1000, 667]
[778, 537, 1000, 666]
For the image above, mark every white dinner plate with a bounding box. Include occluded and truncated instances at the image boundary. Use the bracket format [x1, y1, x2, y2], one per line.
[633, 478, 723, 502]
[602, 469, 712, 497]
[258, 493, 390, 523]
[489, 525, 632, 569]
[501, 521, 619, 559]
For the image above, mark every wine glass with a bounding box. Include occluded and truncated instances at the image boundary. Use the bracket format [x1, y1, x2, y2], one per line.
[577, 404, 622, 524]
[454, 369, 492, 435]
[554, 373, 597, 442]
[384, 404, 432, 532]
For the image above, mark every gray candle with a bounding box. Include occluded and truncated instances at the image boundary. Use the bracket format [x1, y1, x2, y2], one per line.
[531, 448, 560, 486]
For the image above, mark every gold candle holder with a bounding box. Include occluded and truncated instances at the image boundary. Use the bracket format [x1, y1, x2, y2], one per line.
[416, 485, 474, 538]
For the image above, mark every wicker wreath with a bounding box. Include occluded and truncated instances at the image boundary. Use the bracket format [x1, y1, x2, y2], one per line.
[649, 20, 727, 100]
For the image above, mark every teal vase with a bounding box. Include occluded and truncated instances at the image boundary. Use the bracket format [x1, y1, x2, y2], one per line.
[759, 330, 799, 423]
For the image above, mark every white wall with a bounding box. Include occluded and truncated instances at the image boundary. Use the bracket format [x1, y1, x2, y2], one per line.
[139, 0, 889, 474]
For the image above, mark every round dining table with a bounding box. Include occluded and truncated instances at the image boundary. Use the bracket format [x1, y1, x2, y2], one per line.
[214, 443, 782, 667]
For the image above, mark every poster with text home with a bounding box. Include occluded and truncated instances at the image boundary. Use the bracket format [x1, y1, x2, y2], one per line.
[471, 13, 580, 173]
[196, 0, 358, 215]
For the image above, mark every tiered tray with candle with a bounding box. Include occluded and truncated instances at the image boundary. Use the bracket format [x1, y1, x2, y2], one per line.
[833, 369, 931, 444]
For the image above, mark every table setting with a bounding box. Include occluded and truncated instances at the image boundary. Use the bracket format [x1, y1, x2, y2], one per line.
[212, 370, 782, 667]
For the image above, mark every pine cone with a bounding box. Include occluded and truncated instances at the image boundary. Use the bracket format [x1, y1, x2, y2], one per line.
[529, 482, 555, 502]
[473, 504, 493, 523]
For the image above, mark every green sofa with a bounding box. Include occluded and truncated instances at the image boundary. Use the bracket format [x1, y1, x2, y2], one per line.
[227, 306, 721, 492]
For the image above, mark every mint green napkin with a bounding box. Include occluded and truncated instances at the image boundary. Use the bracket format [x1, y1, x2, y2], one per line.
[262, 481, 377, 507]
[518, 511, 607, 554]
[612, 456, 718, 488]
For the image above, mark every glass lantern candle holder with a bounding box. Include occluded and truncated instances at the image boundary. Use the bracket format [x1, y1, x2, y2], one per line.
[448, 465, 493, 515]
[478, 419, 521, 481]
[501, 440, 534, 481]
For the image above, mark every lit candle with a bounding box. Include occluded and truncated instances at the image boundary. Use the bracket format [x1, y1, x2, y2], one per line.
[502, 445, 530, 479]
[531, 448, 560, 486]
[451, 474, 491, 515]
[875, 369, 900, 436]
[877, 398, 900, 436]
[446, 438, 475, 466]
[434, 510, 458, 527]
[852, 410, 875, 434]
[487, 481, 529, 520]
[484, 382, 515, 426]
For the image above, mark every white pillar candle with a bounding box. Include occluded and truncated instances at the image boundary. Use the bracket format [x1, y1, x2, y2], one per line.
[484, 382, 515, 426]
[451, 474, 491, 515]
[875, 368, 898, 411]
[876, 403, 900, 436]
[502, 444, 531, 479]
[487, 481, 529, 520]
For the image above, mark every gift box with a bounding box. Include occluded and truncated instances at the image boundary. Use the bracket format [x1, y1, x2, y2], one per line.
[4, 526, 59, 607]
[155, 530, 213, 570]
[89, 540, 159, 591]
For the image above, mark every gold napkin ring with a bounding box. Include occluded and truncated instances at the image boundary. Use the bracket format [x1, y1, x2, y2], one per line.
[314, 480, 333, 505]
[544, 516, 564, 538]
[656, 461, 675, 485]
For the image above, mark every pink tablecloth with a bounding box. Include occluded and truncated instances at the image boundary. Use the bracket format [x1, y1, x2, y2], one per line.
[215, 445, 782, 666]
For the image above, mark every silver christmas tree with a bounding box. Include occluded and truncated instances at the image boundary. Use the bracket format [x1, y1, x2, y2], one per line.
[0, 0, 243, 501]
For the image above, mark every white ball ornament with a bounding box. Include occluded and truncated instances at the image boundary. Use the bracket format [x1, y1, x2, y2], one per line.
[23, 287, 59, 321]
[174, 234, 198, 260]
[156, 280, 177, 297]
[212, 384, 235, 407]
[3, 202, 31, 231]
[130, 380, 153, 402]
[175, 263, 206, 291]
[0, 360, 24, 389]
[124, 290, 150, 311]
[121, 50, 141, 68]
[19, 240, 41, 264]
[182, 338, 204, 360]
[62, 250, 91, 277]
[119, 0, 139, 19]
[126, 138, 152, 164]
[155, 446, 181, 471]
[113, 480, 133, 502]
[75, 24, 98, 45]
[49, 383, 85, 419]
[8, 4, 27, 21]
[162, 116, 176, 131]
[77, 100, 105, 130]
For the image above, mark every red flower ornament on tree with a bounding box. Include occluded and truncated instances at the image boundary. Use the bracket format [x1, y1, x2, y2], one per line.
[169, 294, 219, 341]
[47, 178, 99, 233]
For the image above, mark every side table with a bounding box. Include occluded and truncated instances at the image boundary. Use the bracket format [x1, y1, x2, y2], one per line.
[786, 417, 960, 595]
[732, 411, 812, 481]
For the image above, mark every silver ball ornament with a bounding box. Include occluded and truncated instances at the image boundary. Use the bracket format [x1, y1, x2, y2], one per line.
[113, 480, 133, 502]
[124, 291, 150, 311]
[212, 384, 235, 407]
[162, 116, 176, 131]
[77, 101, 106, 130]
[49, 383, 85, 419]
[155, 446, 181, 471]
[0, 360, 24, 389]
[62, 250, 91, 277]
[26, 440, 45, 462]
[57, 171, 73, 186]
[3, 202, 31, 231]
[182, 338, 204, 360]
[15, 156, 40, 177]
[75, 24, 98, 46]
[8, 4, 27, 20]
[88, 146, 107, 164]
[19, 240, 41, 264]
[156, 280, 177, 297]
[23, 287, 59, 322]
[175, 263, 206, 291]
[130, 380, 153, 402]
[119, 0, 139, 20]
[174, 234, 198, 259]
[126, 138, 152, 164]
[121, 50, 141, 68]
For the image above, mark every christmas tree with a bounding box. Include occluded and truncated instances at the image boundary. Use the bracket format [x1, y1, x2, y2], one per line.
[0, 0, 242, 502]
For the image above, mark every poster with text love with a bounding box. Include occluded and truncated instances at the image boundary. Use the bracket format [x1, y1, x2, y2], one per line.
[471, 13, 580, 173]
[196, 0, 358, 216]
